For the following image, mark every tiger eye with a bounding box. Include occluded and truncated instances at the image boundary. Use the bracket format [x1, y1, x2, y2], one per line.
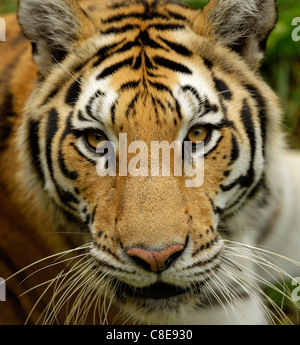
[187, 125, 208, 143]
[86, 130, 107, 150]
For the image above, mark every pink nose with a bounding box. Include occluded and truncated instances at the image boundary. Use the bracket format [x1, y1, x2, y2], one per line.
[126, 244, 184, 272]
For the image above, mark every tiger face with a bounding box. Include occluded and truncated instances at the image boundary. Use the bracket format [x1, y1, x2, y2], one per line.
[17, 0, 280, 324]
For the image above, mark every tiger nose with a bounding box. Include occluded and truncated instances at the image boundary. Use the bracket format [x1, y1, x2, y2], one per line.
[126, 244, 185, 272]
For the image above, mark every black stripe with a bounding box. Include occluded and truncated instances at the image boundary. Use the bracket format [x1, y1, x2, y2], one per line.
[247, 173, 265, 200]
[181, 85, 219, 116]
[244, 83, 267, 156]
[203, 58, 213, 69]
[115, 40, 141, 54]
[153, 56, 192, 74]
[85, 90, 105, 121]
[108, 0, 130, 9]
[126, 92, 140, 117]
[46, 109, 79, 209]
[149, 81, 182, 120]
[224, 189, 248, 212]
[241, 99, 256, 167]
[102, 11, 173, 23]
[91, 205, 97, 224]
[46, 108, 59, 183]
[167, 10, 188, 21]
[102, 12, 145, 23]
[101, 24, 140, 35]
[175, 98, 182, 120]
[221, 99, 256, 192]
[159, 36, 192, 56]
[42, 87, 59, 106]
[138, 30, 166, 50]
[93, 40, 126, 68]
[181, 85, 202, 114]
[0, 92, 14, 152]
[120, 80, 141, 91]
[205, 135, 223, 157]
[148, 24, 185, 31]
[28, 119, 45, 185]
[65, 78, 82, 106]
[149, 81, 171, 92]
[133, 54, 142, 70]
[229, 133, 239, 165]
[145, 53, 155, 70]
[70, 142, 97, 166]
[97, 58, 133, 80]
[213, 77, 232, 101]
[58, 113, 78, 180]
[111, 102, 116, 125]
[77, 110, 88, 122]
[57, 190, 79, 208]
[202, 97, 219, 115]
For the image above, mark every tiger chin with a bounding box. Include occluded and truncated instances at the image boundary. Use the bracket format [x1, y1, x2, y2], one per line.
[0, 0, 300, 325]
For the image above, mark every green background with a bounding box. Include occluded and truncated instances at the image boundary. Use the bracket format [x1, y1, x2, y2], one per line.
[1, 0, 300, 324]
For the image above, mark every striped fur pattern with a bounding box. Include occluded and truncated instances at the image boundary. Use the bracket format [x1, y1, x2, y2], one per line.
[0, 0, 300, 324]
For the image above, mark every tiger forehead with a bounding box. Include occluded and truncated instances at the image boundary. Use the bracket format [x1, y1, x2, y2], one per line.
[86, 0, 196, 28]
[68, 0, 228, 141]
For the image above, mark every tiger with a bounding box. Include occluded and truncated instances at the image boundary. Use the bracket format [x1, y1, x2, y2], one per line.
[0, 0, 300, 325]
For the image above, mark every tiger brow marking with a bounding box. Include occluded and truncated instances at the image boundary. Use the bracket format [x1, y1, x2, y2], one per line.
[65, 77, 82, 106]
[93, 40, 126, 68]
[96, 57, 134, 80]
[213, 76, 232, 101]
[153, 56, 192, 74]
[120, 80, 141, 91]
[100, 24, 140, 35]
[147, 23, 185, 31]
[101, 12, 145, 24]
[158, 36, 192, 56]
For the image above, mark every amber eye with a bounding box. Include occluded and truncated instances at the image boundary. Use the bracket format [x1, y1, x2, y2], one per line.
[84, 130, 107, 151]
[187, 125, 209, 144]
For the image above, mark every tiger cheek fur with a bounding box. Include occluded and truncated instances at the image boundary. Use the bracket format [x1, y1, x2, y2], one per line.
[1, 0, 300, 325]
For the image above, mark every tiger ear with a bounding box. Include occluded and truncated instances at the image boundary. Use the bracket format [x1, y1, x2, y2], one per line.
[193, 0, 278, 70]
[17, 0, 95, 76]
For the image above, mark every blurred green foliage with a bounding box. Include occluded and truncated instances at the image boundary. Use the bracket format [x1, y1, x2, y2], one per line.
[0, 0, 17, 14]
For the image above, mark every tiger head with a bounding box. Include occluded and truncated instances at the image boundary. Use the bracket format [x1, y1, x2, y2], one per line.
[17, 0, 281, 324]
